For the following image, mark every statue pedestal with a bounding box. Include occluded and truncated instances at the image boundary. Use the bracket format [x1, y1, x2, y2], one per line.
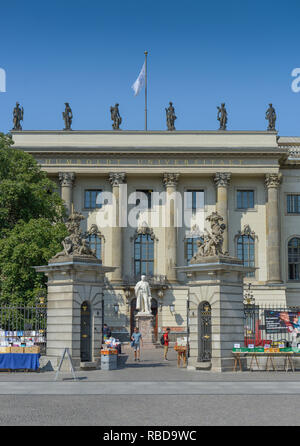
[135, 313, 155, 350]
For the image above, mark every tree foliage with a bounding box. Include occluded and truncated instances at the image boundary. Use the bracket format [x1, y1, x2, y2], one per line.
[0, 133, 67, 304]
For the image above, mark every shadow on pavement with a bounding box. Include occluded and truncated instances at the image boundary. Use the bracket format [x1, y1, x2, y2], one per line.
[117, 354, 169, 369]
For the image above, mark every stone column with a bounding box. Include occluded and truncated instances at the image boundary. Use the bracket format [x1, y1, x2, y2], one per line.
[58, 172, 75, 215]
[214, 173, 231, 253]
[265, 173, 282, 283]
[163, 173, 180, 283]
[108, 172, 127, 283]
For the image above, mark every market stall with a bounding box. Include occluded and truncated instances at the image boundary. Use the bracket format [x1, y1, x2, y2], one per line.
[100, 347, 118, 370]
[0, 346, 40, 371]
[232, 345, 300, 372]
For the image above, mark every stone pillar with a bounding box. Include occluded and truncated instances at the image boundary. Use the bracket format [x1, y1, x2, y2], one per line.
[108, 172, 127, 283]
[177, 256, 252, 372]
[162, 173, 180, 283]
[58, 172, 75, 215]
[214, 173, 231, 253]
[35, 257, 115, 369]
[265, 173, 282, 283]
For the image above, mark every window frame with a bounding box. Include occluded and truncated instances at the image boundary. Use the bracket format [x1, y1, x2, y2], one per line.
[87, 233, 103, 260]
[288, 237, 300, 282]
[134, 233, 155, 279]
[236, 189, 255, 211]
[286, 194, 300, 215]
[236, 233, 256, 278]
[135, 189, 153, 210]
[84, 189, 103, 210]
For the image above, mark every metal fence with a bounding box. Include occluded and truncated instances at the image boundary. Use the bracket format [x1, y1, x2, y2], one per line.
[0, 303, 47, 354]
[244, 304, 300, 348]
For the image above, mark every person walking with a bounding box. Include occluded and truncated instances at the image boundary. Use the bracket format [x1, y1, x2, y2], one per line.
[163, 327, 171, 361]
[131, 327, 143, 362]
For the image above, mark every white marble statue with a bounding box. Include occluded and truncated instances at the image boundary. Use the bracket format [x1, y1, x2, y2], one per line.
[135, 275, 152, 314]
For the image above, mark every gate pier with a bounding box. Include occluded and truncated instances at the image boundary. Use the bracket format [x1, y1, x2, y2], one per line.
[177, 256, 254, 372]
[35, 256, 115, 370]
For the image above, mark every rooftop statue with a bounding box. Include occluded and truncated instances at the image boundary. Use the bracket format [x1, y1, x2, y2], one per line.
[217, 103, 227, 130]
[110, 103, 122, 130]
[51, 210, 100, 261]
[62, 102, 73, 131]
[265, 103, 276, 131]
[12, 102, 24, 131]
[165, 101, 177, 131]
[189, 212, 228, 263]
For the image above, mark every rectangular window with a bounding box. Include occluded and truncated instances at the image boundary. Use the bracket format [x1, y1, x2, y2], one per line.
[237, 190, 254, 210]
[186, 190, 204, 215]
[84, 190, 102, 209]
[136, 190, 153, 209]
[287, 194, 300, 214]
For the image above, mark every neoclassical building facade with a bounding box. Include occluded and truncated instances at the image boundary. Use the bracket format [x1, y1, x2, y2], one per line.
[12, 130, 300, 341]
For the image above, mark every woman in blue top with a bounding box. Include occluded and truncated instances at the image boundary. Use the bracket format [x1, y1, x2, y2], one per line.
[131, 327, 143, 362]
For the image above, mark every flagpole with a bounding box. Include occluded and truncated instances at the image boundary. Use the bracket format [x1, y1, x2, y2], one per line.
[144, 51, 148, 131]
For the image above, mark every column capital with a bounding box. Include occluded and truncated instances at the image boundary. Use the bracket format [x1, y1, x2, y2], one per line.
[265, 173, 282, 189]
[108, 172, 127, 186]
[214, 172, 231, 188]
[162, 173, 180, 188]
[58, 172, 75, 187]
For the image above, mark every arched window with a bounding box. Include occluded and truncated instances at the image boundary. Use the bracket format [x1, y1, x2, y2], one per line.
[288, 237, 300, 280]
[134, 233, 154, 278]
[236, 231, 255, 278]
[87, 234, 102, 260]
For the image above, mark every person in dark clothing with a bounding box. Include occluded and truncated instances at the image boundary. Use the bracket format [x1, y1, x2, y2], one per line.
[103, 324, 111, 340]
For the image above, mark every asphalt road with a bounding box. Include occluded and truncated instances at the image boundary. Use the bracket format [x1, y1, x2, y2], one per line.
[0, 394, 299, 426]
[1, 348, 300, 426]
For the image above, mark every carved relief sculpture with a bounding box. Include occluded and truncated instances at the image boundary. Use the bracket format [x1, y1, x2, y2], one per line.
[189, 211, 228, 262]
[51, 210, 101, 261]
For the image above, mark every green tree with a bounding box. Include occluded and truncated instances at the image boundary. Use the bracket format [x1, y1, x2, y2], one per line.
[0, 133, 67, 304]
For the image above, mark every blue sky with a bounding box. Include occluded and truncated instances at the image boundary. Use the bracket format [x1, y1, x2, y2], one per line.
[1, 0, 300, 134]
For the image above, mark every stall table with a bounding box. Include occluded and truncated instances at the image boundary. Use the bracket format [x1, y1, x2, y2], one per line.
[0, 353, 40, 371]
[232, 348, 299, 372]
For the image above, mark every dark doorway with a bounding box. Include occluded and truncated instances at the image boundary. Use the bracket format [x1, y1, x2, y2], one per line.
[80, 301, 91, 362]
[198, 301, 212, 362]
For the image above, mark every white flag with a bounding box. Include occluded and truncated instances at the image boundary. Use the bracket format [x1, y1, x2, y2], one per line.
[131, 62, 145, 96]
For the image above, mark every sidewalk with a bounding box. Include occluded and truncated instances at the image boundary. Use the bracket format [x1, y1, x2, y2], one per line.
[0, 345, 299, 383]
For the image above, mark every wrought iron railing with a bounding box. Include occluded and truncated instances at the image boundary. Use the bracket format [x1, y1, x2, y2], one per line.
[244, 304, 300, 348]
[0, 303, 47, 354]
